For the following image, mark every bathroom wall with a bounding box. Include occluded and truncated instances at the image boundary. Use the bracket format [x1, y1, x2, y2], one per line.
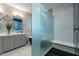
[23, 14, 32, 36]
[52, 4, 74, 44]
[0, 3, 32, 34]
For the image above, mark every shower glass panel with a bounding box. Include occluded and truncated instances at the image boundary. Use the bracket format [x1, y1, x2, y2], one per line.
[74, 3, 79, 56]
[32, 3, 54, 56]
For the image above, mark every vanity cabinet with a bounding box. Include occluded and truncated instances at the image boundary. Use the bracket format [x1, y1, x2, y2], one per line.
[19, 34, 26, 46]
[0, 33, 27, 54]
[0, 37, 2, 54]
[3, 36, 15, 52]
[15, 34, 26, 48]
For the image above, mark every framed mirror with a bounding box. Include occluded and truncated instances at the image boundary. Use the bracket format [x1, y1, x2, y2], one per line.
[0, 12, 3, 32]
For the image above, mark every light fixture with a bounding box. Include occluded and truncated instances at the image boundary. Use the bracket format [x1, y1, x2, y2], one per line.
[13, 10, 23, 18]
[0, 8, 4, 13]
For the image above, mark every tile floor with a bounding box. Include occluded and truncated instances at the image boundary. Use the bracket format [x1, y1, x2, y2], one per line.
[1, 45, 31, 56]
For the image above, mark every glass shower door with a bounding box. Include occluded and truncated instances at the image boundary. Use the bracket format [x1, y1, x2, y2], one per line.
[32, 3, 54, 56]
[74, 3, 79, 56]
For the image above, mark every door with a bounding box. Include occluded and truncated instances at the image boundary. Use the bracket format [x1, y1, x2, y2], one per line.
[3, 36, 15, 52]
[15, 35, 22, 48]
[74, 3, 79, 55]
[19, 34, 26, 46]
[32, 3, 54, 56]
[15, 35, 26, 48]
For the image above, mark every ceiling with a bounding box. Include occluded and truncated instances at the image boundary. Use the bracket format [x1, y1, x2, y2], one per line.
[6, 3, 62, 13]
[5, 3, 72, 14]
[42, 3, 72, 9]
[6, 3, 32, 13]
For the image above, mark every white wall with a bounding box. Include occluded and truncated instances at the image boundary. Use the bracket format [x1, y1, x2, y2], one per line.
[23, 14, 32, 36]
[52, 4, 74, 44]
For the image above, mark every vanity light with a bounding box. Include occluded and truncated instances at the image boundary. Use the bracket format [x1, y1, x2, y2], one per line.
[13, 11, 23, 18]
[0, 8, 4, 13]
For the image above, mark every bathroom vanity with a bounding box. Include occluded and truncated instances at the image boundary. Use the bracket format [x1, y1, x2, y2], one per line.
[0, 33, 28, 54]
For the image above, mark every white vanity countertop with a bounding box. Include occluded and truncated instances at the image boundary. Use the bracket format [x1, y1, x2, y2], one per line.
[0, 33, 26, 36]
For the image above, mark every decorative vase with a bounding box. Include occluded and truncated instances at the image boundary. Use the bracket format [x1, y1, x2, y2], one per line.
[6, 21, 12, 34]
[7, 30, 10, 34]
